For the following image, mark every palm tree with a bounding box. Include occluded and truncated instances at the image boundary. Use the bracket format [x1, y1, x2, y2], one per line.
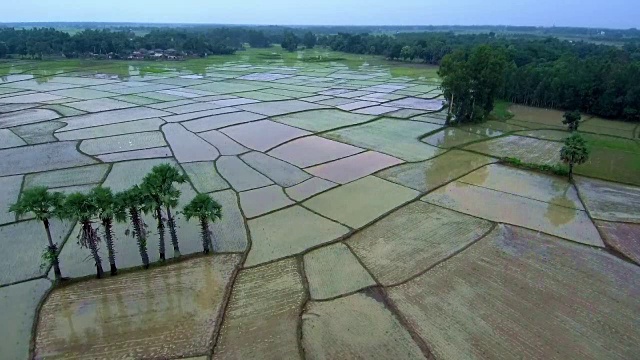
[560, 133, 590, 181]
[141, 181, 167, 261]
[116, 186, 150, 269]
[162, 187, 182, 256]
[90, 187, 123, 276]
[142, 164, 187, 258]
[9, 187, 65, 281]
[62, 192, 104, 279]
[182, 194, 223, 254]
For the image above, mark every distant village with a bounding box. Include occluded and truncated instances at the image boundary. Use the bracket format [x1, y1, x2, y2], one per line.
[90, 49, 187, 60]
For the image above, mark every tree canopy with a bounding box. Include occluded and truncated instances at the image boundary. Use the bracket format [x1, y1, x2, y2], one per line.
[281, 31, 300, 52]
[439, 45, 508, 123]
[560, 133, 590, 179]
[9, 186, 64, 221]
[563, 110, 582, 131]
[183, 194, 223, 223]
[303, 32, 317, 49]
[319, 32, 640, 121]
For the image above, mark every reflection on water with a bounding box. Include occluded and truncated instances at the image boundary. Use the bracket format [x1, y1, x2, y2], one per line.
[35, 255, 240, 359]
[423, 128, 485, 148]
[545, 194, 578, 226]
[422, 151, 491, 189]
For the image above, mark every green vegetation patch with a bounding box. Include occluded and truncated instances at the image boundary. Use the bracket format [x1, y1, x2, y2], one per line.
[582, 133, 640, 153]
[300, 55, 347, 63]
[489, 101, 515, 121]
[502, 157, 569, 177]
[575, 147, 640, 186]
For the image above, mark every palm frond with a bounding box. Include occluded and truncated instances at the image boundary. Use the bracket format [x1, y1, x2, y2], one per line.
[183, 194, 223, 222]
[9, 186, 65, 221]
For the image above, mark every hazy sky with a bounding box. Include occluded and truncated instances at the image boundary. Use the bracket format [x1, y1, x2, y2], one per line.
[1, 0, 638, 29]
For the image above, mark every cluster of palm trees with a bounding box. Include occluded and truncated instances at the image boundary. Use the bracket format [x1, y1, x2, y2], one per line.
[9, 164, 223, 281]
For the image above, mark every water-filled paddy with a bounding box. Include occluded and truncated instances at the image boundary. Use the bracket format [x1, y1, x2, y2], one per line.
[0, 52, 638, 359]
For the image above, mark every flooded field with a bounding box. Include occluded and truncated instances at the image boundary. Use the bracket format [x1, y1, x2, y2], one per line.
[0, 50, 639, 359]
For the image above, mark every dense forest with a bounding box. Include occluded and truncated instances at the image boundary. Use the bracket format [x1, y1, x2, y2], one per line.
[0, 25, 638, 121]
[319, 32, 640, 121]
[0, 27, 278, 58]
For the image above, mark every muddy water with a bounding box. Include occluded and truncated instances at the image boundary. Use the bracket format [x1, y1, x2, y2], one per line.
[377, 150, 496, 193]
[388, 224, 640, 360]
[458, 164, 583, 210]
[422, 128, 486, 148]
[423, 181, 603, 247]
[302, 291, 425, 359]
[213, 258, 305, 359]
[465, 135, 563, 165]
[34, 255, 241, 359]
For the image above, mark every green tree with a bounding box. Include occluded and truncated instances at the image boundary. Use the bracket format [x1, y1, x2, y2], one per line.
[562, 110, 582, 131]
[400, 45, 414, 61]
[141, 184, 167, 261]
[247, 30, 271, 48]
[116, 186, 150, 269]
[303, 32, 317, 49]
[182, 194, 222, 254]
[141, 164, 187, 258]
[62, 193, 104, 279]
[438, 45, 509, 123]
[9, 187, 65, 281]
[281, 31, 299, 52]
[0, 42, 8, 58]
[560, 133, 590, 180]
[90, 187, 122, 276]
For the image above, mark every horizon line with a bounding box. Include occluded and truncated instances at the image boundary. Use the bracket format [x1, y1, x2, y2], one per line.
[0, 21, 635, 31]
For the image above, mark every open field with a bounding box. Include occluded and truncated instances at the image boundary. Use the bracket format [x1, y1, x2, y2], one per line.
[0, 53, 639, 359]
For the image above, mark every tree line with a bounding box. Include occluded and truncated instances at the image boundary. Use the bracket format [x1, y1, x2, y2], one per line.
[9, 164, 223, 280]
[0, 26, 325, 59]
[319, 32, 640, 121]
[0, 27, 271, 58]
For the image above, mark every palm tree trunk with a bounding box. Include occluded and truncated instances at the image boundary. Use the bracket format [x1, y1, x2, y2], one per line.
[83, 222, 104, 279]
[155, 206, 166, 261]
[448, 93, 454, 116]
[199, 217, 211, 254]
[166, 206, 181, 257]
[130, 207, 149, 269]
[43, 218, 62, 281]
[569, 163, 574, 181]
[102, 218, 117, 276]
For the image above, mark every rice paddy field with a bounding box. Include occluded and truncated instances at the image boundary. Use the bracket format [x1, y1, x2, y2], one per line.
[0, 48, 638, 359]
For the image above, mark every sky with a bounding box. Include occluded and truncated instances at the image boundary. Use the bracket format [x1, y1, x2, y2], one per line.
[0, 0, 638, 29]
